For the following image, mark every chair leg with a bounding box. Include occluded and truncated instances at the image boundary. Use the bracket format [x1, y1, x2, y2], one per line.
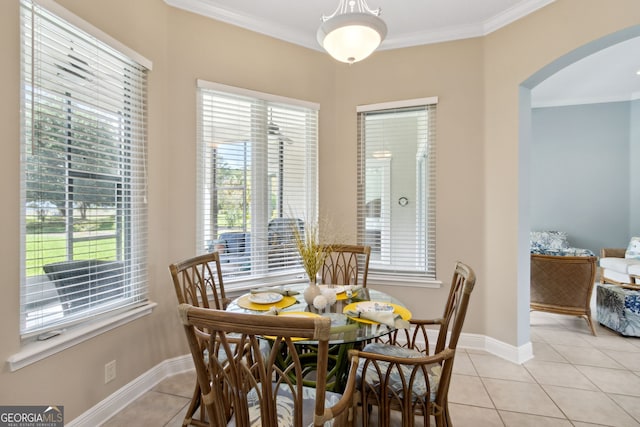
[184, 381, 202, 426]
[360, 402, 372, 427]
[433, 400, 451, 427]
[443, 404, 453, 427]
[584, 315, 597, 336]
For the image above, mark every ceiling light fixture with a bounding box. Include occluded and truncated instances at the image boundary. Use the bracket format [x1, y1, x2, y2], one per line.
[317, 0, 387, 64]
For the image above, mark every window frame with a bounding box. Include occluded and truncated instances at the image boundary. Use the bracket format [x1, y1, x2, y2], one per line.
[19, 0, 151, 339]
[356, 97, 438, 281]
[196, 80, 320, 288]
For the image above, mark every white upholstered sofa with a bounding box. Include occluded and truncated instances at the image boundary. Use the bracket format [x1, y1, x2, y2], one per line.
[597, 237, 640, 336]
[600, 238, 640, 287]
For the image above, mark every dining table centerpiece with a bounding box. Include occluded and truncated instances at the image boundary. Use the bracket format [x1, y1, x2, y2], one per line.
[292, 219, 332, 305]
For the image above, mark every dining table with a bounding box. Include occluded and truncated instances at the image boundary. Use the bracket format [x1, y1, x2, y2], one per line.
[225, 282, 412, 392]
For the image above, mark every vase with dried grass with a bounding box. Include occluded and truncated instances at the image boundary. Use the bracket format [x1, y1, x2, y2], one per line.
[292, 220, 332, 305]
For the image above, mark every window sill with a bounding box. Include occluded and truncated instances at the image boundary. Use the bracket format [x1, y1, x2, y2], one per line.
[368, 273, 442, 288]
[225, 273, 308, 294]
[223, 272, 441, 293]
[7, 302, 157, 372]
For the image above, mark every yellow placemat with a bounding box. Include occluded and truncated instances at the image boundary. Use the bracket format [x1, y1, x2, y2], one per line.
[277, 311, 320, 318]
[264, 312, 321, 341]
[336, 290, 354, 301]
[343, 302, 412, 325]
[237, 294, 297, 311]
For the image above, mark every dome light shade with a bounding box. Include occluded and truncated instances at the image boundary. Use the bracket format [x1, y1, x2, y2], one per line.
[317, 1, 387, 64]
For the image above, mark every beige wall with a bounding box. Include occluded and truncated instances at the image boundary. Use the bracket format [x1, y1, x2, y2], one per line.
[0, 0, 184, 420]
[0, 0, 638, 421]
[483, 0, 640, 345]
[328, 38, 487, 327]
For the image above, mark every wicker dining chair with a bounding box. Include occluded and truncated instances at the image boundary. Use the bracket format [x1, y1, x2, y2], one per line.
[320, 244, 371, 287]
[170, 252, 229, 309]
[178, 304, 359, 427]
[169, 252, 229, 426]
[349, 261, 476, 427]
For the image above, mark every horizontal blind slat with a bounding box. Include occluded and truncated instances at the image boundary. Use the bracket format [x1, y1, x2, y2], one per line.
[197, 84, 318, 283]
[357, 103, 437, 278]
[21, 0, 149, 336]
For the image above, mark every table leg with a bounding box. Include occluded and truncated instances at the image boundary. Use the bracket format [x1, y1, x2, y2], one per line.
[275, 341, 361, 393]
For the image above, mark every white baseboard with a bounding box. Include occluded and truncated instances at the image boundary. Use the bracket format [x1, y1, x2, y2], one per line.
[484, 335, 534, 364]
[460, 332, 534, 364]
[67, 354, 194, 427]
[68, 332, 533, 425]
[421, 330, 534, 363]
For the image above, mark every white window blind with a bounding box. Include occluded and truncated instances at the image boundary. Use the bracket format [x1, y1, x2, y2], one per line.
[357, 99, 437, 278]
[197, 81, 319, 284]
[20, 0, 149, 337]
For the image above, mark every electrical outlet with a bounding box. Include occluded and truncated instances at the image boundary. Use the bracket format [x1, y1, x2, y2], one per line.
[105, 360, 116, 384]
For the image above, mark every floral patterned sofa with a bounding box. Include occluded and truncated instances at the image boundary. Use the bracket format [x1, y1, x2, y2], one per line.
[530, 231, 595, 257]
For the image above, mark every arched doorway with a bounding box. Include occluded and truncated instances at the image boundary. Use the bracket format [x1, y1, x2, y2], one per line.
[518, 25, 640, 348]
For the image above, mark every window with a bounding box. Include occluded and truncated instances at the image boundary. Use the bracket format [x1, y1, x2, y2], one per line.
[20, 0, 150, 337]
[197, 81, 319, 285]
[357, 98, 437, 279]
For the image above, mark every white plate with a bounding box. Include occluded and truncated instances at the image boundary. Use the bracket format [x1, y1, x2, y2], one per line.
[248, 292, 283, 304]
[318, 285, 346, 294]
[356, 301, 394, 313]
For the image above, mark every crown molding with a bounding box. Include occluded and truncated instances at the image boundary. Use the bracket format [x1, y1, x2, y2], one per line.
[164, 0, 321, 50]
[483, 0, 555, 35]
[164, 0, 556, 51]
[379, 23, 485, 50]
[382, 0, 556, 50]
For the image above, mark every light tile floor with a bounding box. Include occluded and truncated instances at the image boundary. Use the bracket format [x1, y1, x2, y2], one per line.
[102, 311, 640, 426]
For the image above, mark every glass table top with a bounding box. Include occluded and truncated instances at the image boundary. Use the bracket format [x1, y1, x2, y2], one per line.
[226, 282, 409, 345]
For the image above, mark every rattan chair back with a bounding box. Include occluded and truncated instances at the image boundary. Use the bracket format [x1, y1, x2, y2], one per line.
[320, 244, 371, 287]
[351, 261, 476, 426]
[169, 252, 228, 310]
[169, 252, 228, 426]
[178, 304, 358, 427]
